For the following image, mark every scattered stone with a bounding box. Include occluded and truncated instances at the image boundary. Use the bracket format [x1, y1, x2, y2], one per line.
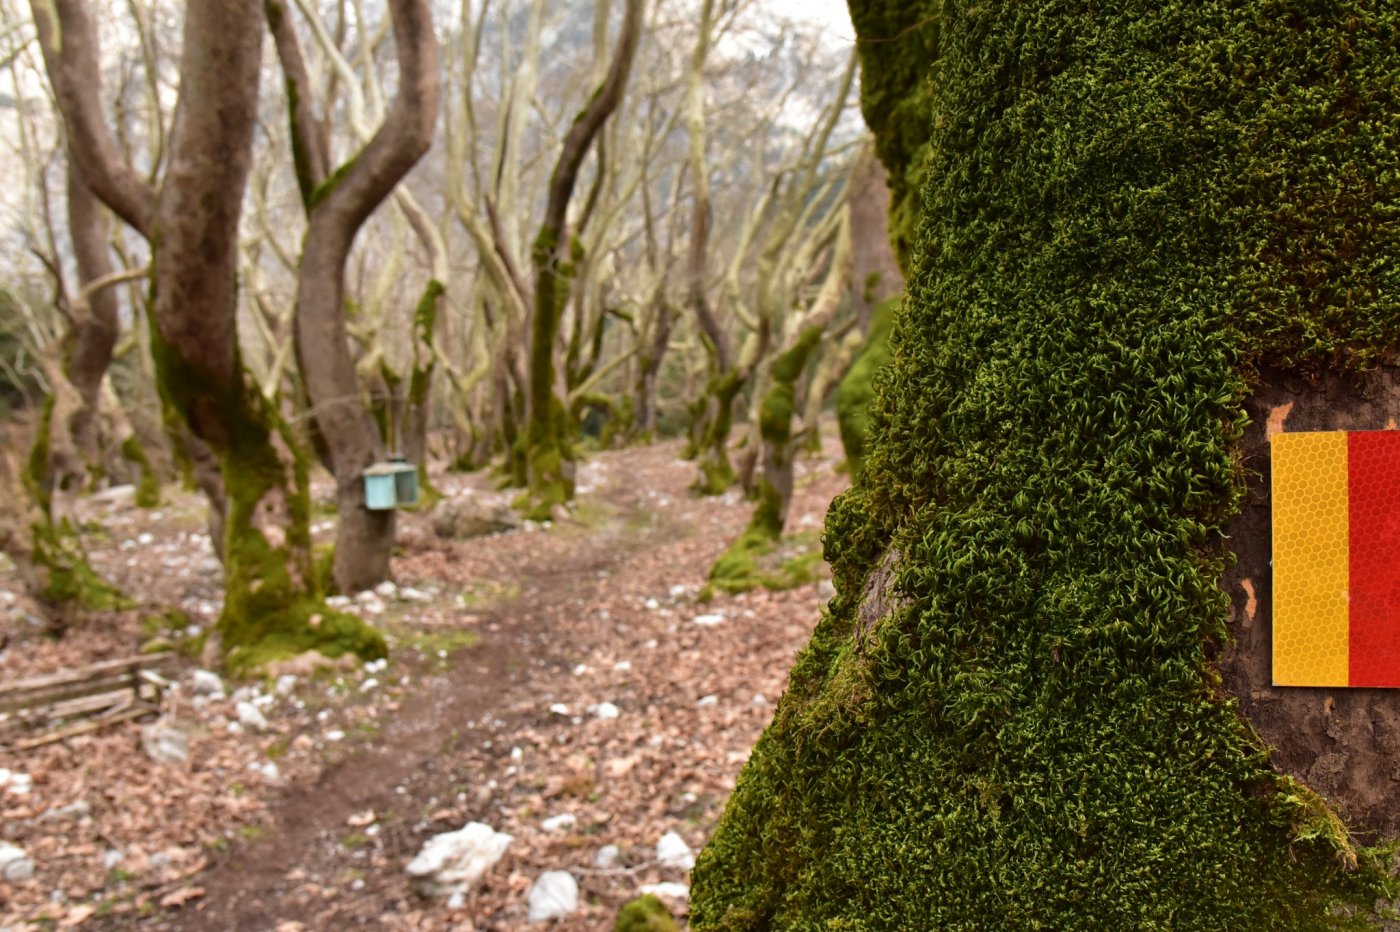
[527, 870, 579, 922]
[593, 701, 621, 719]
[431, 496, 521, 540]
[594, 845, 622, 870]
[0, 769, 32, 795]
[236, 701, 269, 731]
[655, 832, 696, 870]
[405, 822, 513, 899]
[549, 703, 570, 716]
[644, 598, 661, 610]
[541, 813, 577, 833]
[360, 678, 380, 692]
[573, 663, 589, 676]
[89, 484, 137, 508]
[326, 729, 346, 742]
[257, 762, 280, 782]
[613, 660, 633, 672]
[103, 849, 124, 870]
[752, 693, 770, 706]
[39, 800, 91, 822]
[692, 613, 725, 626]
[375, 581, 398, 599]
[399, 587, 432, 602]
[639, 882, 690, 902]
[191, 669, 225, 697]
[275, 674, 298, 697]
[696, 695, 718, 708]
[0, 842, 34, 882]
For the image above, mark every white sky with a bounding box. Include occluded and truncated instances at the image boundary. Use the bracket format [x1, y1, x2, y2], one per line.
[763, 0, 856, 46]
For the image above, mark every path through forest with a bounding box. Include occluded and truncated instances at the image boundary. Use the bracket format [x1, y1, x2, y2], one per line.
[0, 436, 846, 930]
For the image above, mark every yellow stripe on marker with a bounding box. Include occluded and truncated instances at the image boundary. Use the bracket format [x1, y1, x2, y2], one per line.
[1271, 432, 1349, 687]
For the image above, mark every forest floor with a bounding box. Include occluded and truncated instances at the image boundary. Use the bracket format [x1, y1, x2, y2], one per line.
[0, 433, 848, 930]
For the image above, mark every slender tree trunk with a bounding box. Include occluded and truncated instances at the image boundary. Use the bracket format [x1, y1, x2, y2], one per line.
[523, 0, 645, 518]
[269, 0, 440, 592]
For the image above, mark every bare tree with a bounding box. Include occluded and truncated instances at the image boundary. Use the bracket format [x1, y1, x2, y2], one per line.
[522, 0, 646, 517]
[32, 0, 382, 663]
[266, 0, 440, 592]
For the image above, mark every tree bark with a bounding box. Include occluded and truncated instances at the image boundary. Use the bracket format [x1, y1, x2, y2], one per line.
[523, 0, 646, 517]
[269, 0, 440, 592]
[33, 0, 383, 667]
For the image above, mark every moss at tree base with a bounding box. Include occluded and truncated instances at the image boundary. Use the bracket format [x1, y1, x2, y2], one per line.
[704, 529, 824, 599]
[221, 603, 385, 678]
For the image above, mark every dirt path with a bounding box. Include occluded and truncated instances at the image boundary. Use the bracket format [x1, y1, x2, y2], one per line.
[117, 438, 847, 931]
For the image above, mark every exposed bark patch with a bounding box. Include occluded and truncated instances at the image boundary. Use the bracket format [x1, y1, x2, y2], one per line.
[1220, 364, 1400, 839]
[855, 547, 907, 652]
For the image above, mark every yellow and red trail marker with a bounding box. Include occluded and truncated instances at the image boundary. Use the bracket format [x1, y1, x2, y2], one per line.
[1272, 431, 1400, 687]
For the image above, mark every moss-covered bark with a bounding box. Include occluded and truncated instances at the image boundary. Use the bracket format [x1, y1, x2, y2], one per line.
[834, 297, 897, 480]
[846, 0, 938, 272]
[708, 328, 823, 594]
[694, 1, 1400, 926]
[688, 371, 743, 496]
[523, 229, 580, 519]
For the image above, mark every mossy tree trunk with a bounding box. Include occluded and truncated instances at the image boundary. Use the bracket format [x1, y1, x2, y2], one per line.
[694, 1, 1400, 926]
[523, 0, 645, 518]
[35, 0, 383, 667]
[708, 213, 852, 593]
[267, 0, 440, 592]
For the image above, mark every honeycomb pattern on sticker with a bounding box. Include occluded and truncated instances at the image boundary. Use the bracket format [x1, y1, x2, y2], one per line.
[1271, 432, 1348, 687]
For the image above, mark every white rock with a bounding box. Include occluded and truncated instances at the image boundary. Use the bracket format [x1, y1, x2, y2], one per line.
[326, 729, 346, 742]
[594, 844, 621, 869]
[0, 842, 34, 882]
[549, 703, 570, 716]
[236, 701, 268, 731]
[752, 693, 770, 707]
[573, 663, 589, 676]
[400, 587, 431, 602]
[656, 832, 696, 870]
[593, 702, 620, 720]
[226, 721, 243, 735]
[325, 595, 352, 608]
[697, 695, 718, 708]
[405, 822, 513, 898]
[644, 598, 660, 610]
[527, 871, 578, 922]
[640, 882, 690, 901]
[136, 532, 154, 545]
[669, 584, 687, 598]
[192, 669, 225, 697]
[6, 772, 32, 795]
[140, 722, 189, 766]
[541, 813, 577, 833]
[360, 678, 380, 693]
[375, 580, 398, 598]
[693, 613, 725, 626]
[259, 762, 280, 782]
[510, 746, 524, 762]
[275, 675, 298, 696]
[613, 660, 632, 672]
[103, 849, 123, 870]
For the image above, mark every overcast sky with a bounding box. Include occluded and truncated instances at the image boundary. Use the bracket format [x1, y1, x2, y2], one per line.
[764, 0, 856, 45]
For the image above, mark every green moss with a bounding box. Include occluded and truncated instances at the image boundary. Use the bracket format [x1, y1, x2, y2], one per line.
[120, 435, 161, 508]
[690, 371, 745, 496]
[693, 1, 1400, 927]
[834, 298, 897, 481]
[616, 894, 679, 932]
[847, 0, 939, 271]
[706, 529, 825, 598]
[29, 520, 128, 612]
[308, 154, 359, 209]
